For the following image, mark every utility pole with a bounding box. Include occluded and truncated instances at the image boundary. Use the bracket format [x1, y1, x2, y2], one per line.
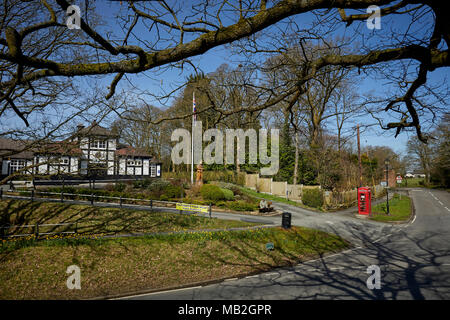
[357, 124, 362, 188]
[385, 159, 390, 215]
[191, 91, 195, 185]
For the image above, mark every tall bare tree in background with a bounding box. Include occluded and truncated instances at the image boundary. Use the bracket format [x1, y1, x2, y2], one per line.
[0, 0, 447, 143]
[407, 136, 433, 183]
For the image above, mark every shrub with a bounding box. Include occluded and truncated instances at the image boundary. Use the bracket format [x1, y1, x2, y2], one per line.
[147, 179, 171, 192]
[182, 198, 207, 205]
[133, 180, 143, 188]
[226, 200, 257, 212]
[114, 183, 126, 192]
[220, 188, 234, 201]
[163, 184, 184, 199]
[160, 194, 169, 201]
[200, 184, 225, 202]
[302, 188, 324, 208]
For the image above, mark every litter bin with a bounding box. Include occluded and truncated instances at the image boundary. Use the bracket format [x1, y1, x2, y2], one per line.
[282, 212, 291, 229]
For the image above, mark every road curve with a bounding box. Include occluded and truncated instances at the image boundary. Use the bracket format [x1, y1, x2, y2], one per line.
[119, 188, 450, 300]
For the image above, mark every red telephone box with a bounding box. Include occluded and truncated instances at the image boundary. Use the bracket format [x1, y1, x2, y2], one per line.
[357, 187, 372, 215]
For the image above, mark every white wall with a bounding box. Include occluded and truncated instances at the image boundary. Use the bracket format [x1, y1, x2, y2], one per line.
[107, 161, 115, 175]
[71, 158, 78, 173]
[26, 160, 33, 174]
[108, 139, 116, 150]
[143, 160, 149, 175]
[38, 156, 47, 174]
[119, 158, 126, 175]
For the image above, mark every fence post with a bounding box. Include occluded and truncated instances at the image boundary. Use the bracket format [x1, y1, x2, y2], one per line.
[75, 222, 78, 234]
[120, 196, 122, 207]
[0, 188, 2, 200]
[209, 203, 212, 218]
[35, 223, 39, 238]
[90, 193, 94, 205]
[61, 191, 64, 203]
[150, 199, 153, 212]
[31, 189, 34, 202]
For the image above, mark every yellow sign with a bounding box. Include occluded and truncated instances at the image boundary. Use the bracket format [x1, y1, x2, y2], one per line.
[176, 203, 209, 213]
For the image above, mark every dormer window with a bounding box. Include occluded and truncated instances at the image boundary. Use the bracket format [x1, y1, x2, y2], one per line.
[92, 140, 106, 149]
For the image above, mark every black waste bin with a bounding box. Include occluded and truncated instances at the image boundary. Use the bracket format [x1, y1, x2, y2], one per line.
[282, 212, 291, 229]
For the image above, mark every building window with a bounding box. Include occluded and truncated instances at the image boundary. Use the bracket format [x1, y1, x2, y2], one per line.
[127, 159, 142, 166]
[60, 158, 69, 165]
[92, 140, 106, 149]
[150, 164, 156, 177]
[10, 159, 26, 174]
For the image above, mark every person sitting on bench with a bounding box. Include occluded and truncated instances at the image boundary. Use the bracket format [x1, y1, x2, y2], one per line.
[259, 199, 274, 213]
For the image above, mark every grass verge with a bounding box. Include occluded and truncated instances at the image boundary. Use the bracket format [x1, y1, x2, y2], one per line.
[369, 194, 412, 222]
[0, 226, 350, 299]
[0, 199, 256, 237]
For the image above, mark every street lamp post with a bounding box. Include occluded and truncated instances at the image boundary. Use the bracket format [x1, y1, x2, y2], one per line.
[385, 158, 390, 215]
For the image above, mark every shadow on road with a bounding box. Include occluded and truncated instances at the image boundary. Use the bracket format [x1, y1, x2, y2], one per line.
[189, 223, 450, 300]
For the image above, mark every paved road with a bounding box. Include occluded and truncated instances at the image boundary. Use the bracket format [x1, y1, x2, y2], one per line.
[120, 188, 450, 300]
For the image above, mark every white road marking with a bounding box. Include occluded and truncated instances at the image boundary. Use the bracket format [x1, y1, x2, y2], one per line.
[111, 285, 203, 299]
[224, 277, 239, 281]
[328, 266, 346, 270]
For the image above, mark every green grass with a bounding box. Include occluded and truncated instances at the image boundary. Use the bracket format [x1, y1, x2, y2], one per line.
[370, 194, 412, 222]
[0, 225, 350, 299]
[0, 199, 257, 238]
[238, 186, 322, 212]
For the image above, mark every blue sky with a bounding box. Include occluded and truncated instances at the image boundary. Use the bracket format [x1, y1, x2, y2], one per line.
[90, 1, 449, 156]
[5, 1, 449, 158]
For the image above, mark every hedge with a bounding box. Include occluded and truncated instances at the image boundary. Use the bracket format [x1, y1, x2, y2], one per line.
[302, 188, 323, 209]
[220, 188, 234, 201]
[200, 184, 226, 202]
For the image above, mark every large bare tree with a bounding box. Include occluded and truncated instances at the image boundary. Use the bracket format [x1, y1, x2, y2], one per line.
[0, 0, 448, 142]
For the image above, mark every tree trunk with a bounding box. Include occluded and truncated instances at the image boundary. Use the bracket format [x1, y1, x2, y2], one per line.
[293, 131, 299, 185]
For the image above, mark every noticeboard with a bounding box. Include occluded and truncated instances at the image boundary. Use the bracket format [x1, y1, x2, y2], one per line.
[176, 203, 209, 213]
